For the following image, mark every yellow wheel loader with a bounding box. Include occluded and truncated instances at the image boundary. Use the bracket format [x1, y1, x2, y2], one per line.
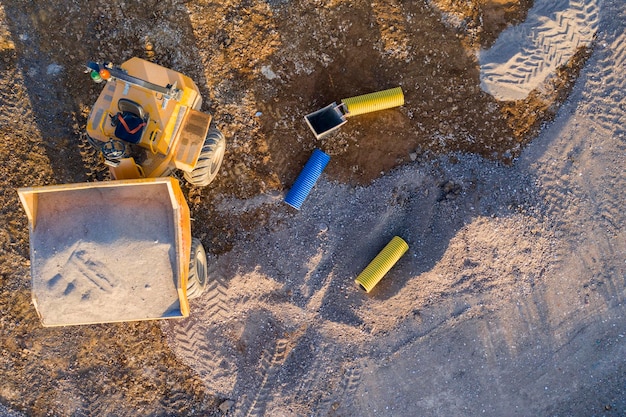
[16, 59, 224, 326]
[85, 58, 225, 187]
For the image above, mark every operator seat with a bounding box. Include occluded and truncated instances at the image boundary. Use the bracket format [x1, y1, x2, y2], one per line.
[113, 98, 147, 144]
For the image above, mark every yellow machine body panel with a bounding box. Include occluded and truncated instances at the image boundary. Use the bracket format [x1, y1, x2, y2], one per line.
[172, 108, 211, 172]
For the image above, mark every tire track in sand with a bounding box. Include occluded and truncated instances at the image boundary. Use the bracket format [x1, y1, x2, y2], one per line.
[524, 2, 626, 311]
[581, 27, 626, 138]
[235, 338, 289, 417]
[162, 259, 233, 396]
[479, 0, 599, 101]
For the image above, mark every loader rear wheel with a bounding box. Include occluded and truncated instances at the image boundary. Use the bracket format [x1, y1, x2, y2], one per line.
[187, 238, 208, 300]
[184, 127, 226, 187]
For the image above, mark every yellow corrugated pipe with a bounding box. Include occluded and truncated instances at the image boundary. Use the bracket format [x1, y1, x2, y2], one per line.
[341, 87, 404, 117]
[355, 236, 408, 293]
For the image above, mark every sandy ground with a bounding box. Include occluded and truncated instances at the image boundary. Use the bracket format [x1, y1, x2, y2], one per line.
[0, 0, 624, 416]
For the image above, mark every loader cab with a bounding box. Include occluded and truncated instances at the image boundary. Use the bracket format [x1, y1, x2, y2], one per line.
[85, 58, 213, 180]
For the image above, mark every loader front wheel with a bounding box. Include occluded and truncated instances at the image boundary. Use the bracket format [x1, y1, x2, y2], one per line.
[184, 127, 226, 187]
[187, 238, 208, 299]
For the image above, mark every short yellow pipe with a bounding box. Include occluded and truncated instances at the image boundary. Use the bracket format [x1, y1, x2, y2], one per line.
[341, 87, 404, 117]
[355, 236, 408, 293]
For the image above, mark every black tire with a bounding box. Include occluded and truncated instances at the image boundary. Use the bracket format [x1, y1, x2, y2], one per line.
[184, 127, 226, 187]
[187, 238, 208, 300]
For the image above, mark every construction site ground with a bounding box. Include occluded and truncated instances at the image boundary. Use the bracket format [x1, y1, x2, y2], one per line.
[0, 0, 624, 416]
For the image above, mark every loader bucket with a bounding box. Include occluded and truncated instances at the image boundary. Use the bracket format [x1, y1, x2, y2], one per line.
[17, 178, 192, 326]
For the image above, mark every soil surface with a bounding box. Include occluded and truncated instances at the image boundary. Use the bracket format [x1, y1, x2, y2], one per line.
[1, 0, 624, 416]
